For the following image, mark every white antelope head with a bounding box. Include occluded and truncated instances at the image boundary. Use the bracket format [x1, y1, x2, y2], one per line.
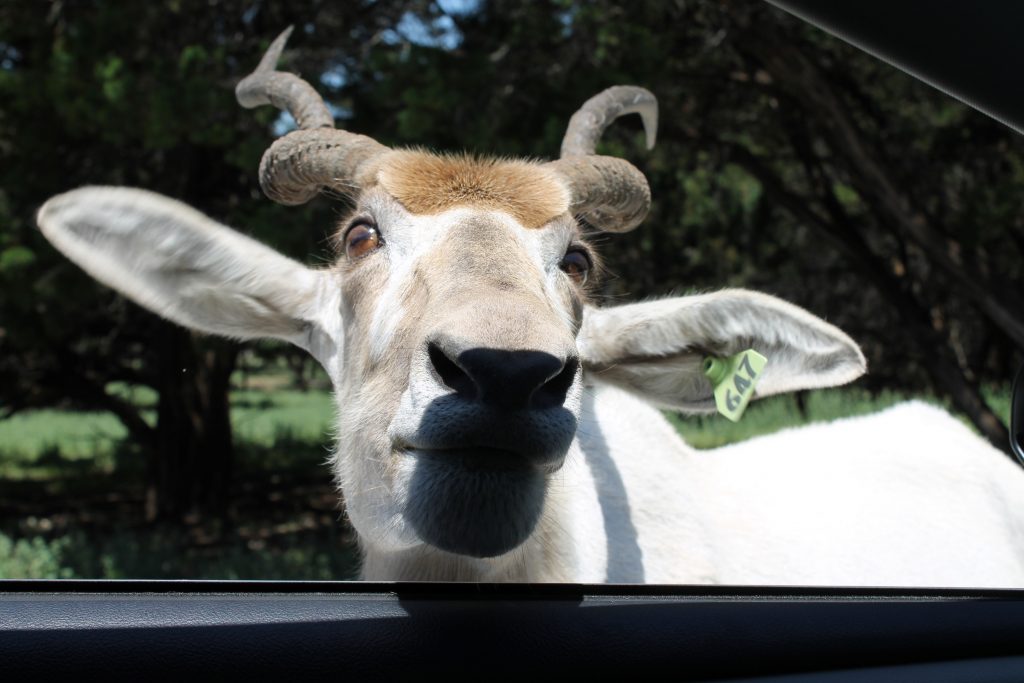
[37, 29, 865, 562]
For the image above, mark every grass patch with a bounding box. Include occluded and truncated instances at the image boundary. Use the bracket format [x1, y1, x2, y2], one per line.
[230, 387, 336, 473]
[0, 387, 336, 481]
[231, 388, 335, 445]
[669, 383, 1012, 450]
[0, 409, 129, 479]
[669, 387, 919, 450]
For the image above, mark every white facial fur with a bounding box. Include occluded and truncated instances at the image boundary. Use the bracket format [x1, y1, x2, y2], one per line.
[329, 188, 588, 557]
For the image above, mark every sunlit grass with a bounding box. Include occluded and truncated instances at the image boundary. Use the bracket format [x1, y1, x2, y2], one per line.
[671, 383, 1011, 450]
[669, 387, 915, 450]
[231, 389, 335, 446]
[0, 387, 337, 480]
[0, 409, 128, 479]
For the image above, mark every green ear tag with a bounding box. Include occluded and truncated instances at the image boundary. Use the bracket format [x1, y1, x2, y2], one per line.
[703, 349, 768, 422]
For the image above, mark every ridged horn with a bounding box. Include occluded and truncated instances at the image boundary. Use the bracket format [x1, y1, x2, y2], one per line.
[546, 86, 657, 232]
[236, 27, 389, 205]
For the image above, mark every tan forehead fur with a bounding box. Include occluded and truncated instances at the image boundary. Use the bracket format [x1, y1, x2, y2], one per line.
[376, 151, 570, 229]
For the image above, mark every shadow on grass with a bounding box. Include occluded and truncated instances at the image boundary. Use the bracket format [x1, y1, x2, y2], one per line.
[0, 463, 361, 580]
[0, 430, 358, 580]
[231, 396, 279, 410]
[0, 523, 361, 580]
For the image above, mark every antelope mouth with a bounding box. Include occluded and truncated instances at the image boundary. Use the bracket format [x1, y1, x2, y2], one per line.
[401, 445, 550, 558]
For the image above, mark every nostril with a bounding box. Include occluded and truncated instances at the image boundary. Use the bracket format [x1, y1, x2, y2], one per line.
[532, 356, 579, 409]
[428, 341, 578, 410]
[428, 342, 476, 399]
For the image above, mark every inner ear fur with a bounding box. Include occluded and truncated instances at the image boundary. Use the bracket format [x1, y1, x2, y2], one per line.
[36, 186, 337, 350]
[578, 289, 867, 411]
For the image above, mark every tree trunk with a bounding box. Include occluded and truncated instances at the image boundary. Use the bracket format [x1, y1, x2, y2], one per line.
[146, 323, 238, 522]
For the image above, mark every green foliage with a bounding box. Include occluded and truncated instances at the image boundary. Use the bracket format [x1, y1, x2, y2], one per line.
[3, 0, 1018, 414]
[0, 246, 36, 270]
[0, 533, 75, 579]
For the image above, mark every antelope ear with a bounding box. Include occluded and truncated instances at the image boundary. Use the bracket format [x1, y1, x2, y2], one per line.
[577, 290, 866, 412]
[37, 187, 340, 356]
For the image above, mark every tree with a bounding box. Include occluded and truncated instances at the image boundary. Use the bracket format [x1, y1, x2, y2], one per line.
[0, 0, 432, 518]
[2, 0, 1020, 526]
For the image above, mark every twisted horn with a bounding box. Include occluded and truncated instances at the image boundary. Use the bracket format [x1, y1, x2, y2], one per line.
[236, 27, 389, 205]
[546, 86, 657, 232]
[559, 85, 657, 158]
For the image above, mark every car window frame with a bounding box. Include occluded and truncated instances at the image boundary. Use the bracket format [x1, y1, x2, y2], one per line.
[5, 1, 1024, 677]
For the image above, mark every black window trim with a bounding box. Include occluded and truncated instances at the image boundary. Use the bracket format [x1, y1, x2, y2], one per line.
[7, 1, 1024, 678]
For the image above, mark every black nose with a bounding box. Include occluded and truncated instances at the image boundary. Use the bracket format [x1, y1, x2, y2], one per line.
[427, 338, 578, 410]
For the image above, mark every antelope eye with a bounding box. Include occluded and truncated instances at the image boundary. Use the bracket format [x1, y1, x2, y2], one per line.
[560, 248, 591, 284]
[345, 220, 381, 259]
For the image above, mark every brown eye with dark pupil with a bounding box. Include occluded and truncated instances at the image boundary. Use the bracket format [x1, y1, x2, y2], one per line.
[560, 249, 591, 284]
[345, 222, 381, 259]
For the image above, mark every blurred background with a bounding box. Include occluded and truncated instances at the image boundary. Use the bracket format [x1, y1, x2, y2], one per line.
[1, 0, 1022, 579]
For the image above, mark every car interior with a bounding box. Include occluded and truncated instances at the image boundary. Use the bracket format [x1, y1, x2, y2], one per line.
[4, 1, 1024, 679]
